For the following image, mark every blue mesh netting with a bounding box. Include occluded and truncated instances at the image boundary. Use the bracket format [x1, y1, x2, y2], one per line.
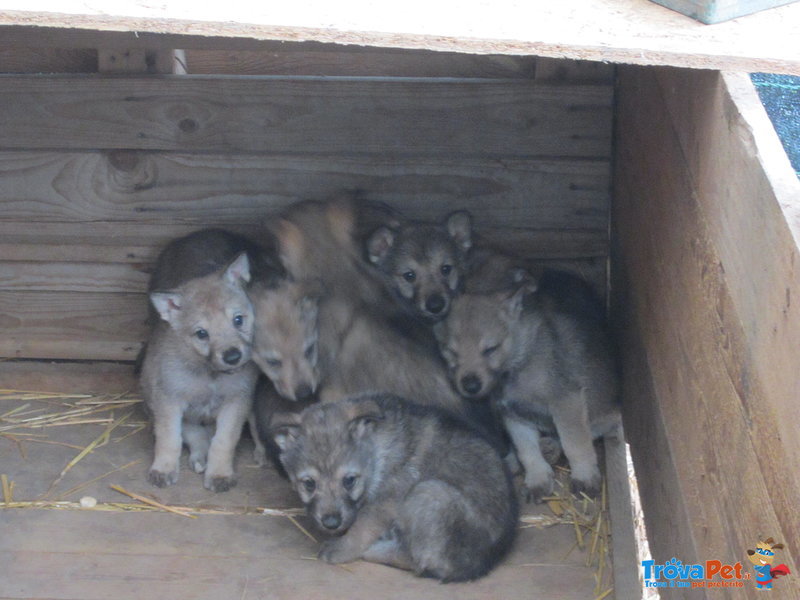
[750, 73, 800, 179]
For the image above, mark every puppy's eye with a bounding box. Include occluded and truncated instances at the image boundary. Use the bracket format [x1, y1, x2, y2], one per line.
[402, 270, 416, 282]
[266, 358, 282, 368]
[304, 344, 315, 360]
[440, 264, 453, 276]
[482, 344, 500, 357]
[232, 315, 244, 328]
[195, 328, 209, 340]
[302, 478, 316, 493]
[342, 475, 358, 491]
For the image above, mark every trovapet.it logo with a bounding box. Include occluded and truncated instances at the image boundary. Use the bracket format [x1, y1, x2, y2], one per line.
[746, 538, 791, 591]
[641, 558, 749, 589]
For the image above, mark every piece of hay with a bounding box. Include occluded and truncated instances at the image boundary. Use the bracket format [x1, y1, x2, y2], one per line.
[109, 484, 197, 519]
[1, 474, 12, 504]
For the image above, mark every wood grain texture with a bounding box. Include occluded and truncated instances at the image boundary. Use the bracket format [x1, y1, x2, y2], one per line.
[655, 67, 800, 563]
[614, 65, 799, 598]
[0, 291, 146, 360]
[0, 75, 613, 157]
[0, 0, 797, 73]
[0, 150, 610, 231]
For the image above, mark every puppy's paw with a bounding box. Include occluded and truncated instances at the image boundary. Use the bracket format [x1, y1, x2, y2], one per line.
[569, 463, 601, 497]
[522, 468, 555, 503]
[148, 468, 178, 488]
[204, 474, 237, 493]
[318, 539, 359, 565]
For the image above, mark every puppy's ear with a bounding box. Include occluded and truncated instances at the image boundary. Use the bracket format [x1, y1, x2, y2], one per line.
[366, 226, 395, 265]
[345, 397, 384, 440]
[271, 412, 303, 452]
[223, 251, 251, 286]
[150, 291, 182, 324]
[445, 210, 472, 254]
[500, 277, 536, 321]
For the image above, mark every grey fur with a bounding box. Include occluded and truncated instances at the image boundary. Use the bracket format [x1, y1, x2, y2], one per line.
[271, 394, 518, 582]
[434, 269, 621, 502]
[140, 230, 273, 491]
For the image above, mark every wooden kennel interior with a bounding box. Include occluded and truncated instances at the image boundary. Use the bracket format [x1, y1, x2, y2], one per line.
[1, 2, 799, 598]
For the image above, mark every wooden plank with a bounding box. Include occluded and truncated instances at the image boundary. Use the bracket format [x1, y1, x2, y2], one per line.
[613, 65, 800, 598]
[0, 510, 599, 600]
[0, 76, 612, 157]
[0, 151, 611, 230]
[603, 432, 641, 600]
[0, 291, 146, 360]
[183, 49, 538, 78]
[653, 66, 800, 562]
[0, 224, 607, 266]
[0, 47, 97, 73]
[0, 262, 148, 293]
[0, 0, 798, 74]
[0, 359, 135, 393]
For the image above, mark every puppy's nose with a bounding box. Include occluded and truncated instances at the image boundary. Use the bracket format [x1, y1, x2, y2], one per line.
[460, 373, 483, 396]
[425, 294, 446, 315]
[321, 513, 342, 530]
[294, 383, 313, 400]
[222, 347, 242, 366]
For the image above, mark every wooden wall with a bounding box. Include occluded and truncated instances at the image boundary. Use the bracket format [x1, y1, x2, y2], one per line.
[613, 66, 800, 598]
[0, 49, 613, 361]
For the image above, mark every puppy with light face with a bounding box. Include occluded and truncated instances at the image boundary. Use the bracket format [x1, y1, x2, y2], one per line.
[150, 253, 255, 372]
[367, 211, 472, 321]
[248, 278, 322, 402]
[141, 238, 264, 492]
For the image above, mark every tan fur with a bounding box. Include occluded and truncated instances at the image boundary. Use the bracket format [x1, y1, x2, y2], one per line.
[141, 238, 261, 492]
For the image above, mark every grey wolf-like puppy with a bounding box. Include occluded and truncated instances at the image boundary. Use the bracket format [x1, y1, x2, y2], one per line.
[271, 393, 518, 582]
[366, 210, 527, 322]
[140, 229, 273, 491]
[434, 269, 620, 501]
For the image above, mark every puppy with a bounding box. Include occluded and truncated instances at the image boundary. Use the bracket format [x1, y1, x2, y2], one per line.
[271, 393, 518, 582]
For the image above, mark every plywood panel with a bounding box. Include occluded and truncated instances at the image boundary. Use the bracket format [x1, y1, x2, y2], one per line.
[0, 0, 798, 73]
[614, 66, 800, 598]
[0, 76, 612, 157]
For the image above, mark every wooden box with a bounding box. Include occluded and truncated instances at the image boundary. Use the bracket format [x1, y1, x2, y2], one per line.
[0, 1, 799, 599]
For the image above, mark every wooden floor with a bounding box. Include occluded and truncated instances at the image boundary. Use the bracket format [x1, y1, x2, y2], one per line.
[0, 361, 620, 600]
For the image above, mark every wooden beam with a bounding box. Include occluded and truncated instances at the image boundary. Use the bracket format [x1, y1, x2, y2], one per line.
[0, 0, 798, 73]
